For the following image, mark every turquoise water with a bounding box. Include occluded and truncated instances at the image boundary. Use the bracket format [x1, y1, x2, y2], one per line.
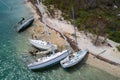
[0, 0, 120, 80]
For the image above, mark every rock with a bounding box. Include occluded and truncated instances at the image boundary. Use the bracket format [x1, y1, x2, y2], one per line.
[117, 14, 120, 16]
[113, 4, 118, 8]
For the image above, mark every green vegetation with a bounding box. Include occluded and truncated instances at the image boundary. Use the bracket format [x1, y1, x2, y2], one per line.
[116, 45, 120, 51]
[109, 31, 120, 43]
[40, 0, 120, 43]
[29, 0, 36, 4]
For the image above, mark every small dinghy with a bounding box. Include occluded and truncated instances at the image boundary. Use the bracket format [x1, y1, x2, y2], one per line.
[28, 49, 71, 70]
[16, 17, 34, 32]
[60, 49, 88, 68]
[29, 39, 57, 51]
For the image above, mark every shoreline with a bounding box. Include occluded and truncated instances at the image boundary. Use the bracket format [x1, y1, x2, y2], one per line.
[26, 0, 120, 78]
[86, 54, 120, 77]
[25, 0, 67, 50]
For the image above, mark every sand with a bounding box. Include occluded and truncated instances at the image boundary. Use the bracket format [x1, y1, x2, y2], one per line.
[26, 0, 120, 78]
[25, 1, 66, 51]
[46, 18, 75, 34]
[86, 54, 120, 77]
[26, 1, 40, 19]
[31, 23, 66, 51]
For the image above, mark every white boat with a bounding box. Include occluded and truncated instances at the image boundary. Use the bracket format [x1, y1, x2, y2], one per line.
[60, 49, 88, 68]
[28, 49, 71, 70]
[60, 7, 88, 68]
[29, 39, 57, 50]
[28, 1, 72, 70]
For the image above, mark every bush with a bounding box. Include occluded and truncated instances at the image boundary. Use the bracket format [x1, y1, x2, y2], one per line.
[116, 46, 120, 51]
[109, 31, 120, 43]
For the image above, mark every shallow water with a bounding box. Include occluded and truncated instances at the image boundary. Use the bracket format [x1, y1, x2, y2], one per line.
[0, 0, 120, 80]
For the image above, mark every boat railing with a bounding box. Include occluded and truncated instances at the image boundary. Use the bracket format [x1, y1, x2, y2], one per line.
[18, 16, 33, 25]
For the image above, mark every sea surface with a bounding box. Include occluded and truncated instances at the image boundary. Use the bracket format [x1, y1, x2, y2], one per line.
[0, 0, 120, 80]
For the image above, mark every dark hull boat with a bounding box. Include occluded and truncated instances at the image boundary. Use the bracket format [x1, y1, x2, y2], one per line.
[16, 17, 34, 32]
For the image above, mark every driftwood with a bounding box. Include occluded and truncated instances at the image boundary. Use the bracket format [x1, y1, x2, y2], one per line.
[46, 24, 120, 66]
[32, 0, 120, 66]
[46, 24, 80, 51]
[34, 0, 78, 50]
[35, 49, 51, 55]
[65, 35, 80, 51]
[90, 53, 120, 65]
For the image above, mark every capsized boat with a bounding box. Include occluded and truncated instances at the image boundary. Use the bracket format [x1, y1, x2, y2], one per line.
[28, 49, 72, 70]
[60, 49, 88, 68]
[16, 16, 34, 32]
[29, 39, 57, 51]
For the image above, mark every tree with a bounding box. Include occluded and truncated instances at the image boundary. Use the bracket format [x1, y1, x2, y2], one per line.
[85, 16, 107, 45]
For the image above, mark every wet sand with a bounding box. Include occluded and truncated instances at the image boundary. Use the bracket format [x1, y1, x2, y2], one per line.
[86, 54, 120, 77]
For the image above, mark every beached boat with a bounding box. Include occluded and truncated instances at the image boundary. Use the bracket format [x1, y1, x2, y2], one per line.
[60, 7, 88, 68]
[60, 49, 88, 68]
[28, 49, 71, 70]
[16, 17, 34, 32]
[29, 39, 57, 50]
[28, 1, 72, 70]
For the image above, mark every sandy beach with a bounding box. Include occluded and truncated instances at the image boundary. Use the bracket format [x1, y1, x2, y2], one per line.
[31, 21, 67, 51]
[26, 0, 120, 78]
[86, 54, 120, 77]
[26, 1, 67, 50]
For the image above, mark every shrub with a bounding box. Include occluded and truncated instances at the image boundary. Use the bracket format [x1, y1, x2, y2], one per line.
[116, 45, 120, 51]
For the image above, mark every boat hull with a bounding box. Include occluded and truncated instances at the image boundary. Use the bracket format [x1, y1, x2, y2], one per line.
[60, 49, 88, 68]
[28, 49, 71, 70]
[29, 39, 57, 51]
[16, 17, 34, 32]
